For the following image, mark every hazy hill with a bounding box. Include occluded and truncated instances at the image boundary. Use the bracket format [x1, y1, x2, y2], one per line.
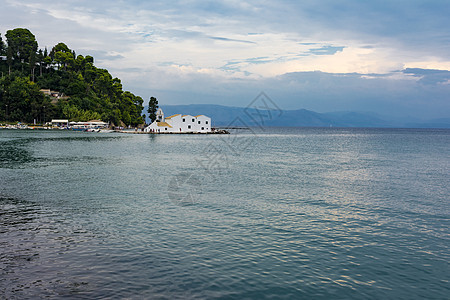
[143, 104, 450, 128]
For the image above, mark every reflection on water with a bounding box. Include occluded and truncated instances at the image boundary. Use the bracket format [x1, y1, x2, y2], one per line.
[0, 132, 127, 172]
[0, 140, 36, 168]
[1, 196, 43, 296]
[0, 128, 449, 299]
[0, 196, 41, 228]
[0, 194, 104, 298]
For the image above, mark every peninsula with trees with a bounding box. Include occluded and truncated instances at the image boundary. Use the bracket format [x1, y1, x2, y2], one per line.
[0, 28, 145, 127]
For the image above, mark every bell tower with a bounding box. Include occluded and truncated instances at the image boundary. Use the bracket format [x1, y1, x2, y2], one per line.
[156, 108, 164, 122]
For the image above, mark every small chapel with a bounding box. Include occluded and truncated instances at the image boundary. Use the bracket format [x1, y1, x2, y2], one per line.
[143, 108, 212, 133]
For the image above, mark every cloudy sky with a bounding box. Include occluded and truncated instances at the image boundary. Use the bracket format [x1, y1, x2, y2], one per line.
[1, 0, 449, 119]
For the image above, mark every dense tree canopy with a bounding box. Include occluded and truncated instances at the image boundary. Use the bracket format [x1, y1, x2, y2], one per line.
[0, 28, 144, 126]
[4, 29, 38, 77]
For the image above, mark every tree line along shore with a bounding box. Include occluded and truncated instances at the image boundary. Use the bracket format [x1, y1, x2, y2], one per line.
[0, 28, 151, 127]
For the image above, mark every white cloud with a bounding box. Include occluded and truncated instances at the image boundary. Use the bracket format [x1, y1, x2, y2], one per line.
[405, 60, 450, 71]
[6, 0, 449, 78]
[1, 0, 450, 118]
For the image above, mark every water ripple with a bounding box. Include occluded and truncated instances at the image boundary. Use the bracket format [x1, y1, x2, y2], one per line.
[0, 128, 449, 299]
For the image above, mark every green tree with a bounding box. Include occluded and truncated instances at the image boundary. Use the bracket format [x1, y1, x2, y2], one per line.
[0, 34, 7, 77]
[1, 28, 145, 125]
[50, 42, 70, 58]
[5, 28, 38, 76]
[0, 34, 5, 55]
[51, 43, 75, 71]
[147, 96, 158, 123]
[43, 55, 52, 71]
[29, 47, 37, 81]
[36, 49, 44, 77]
[1, 75, 48, 122]
[6, 46, 13, 74]
[122, 111, 131, 126]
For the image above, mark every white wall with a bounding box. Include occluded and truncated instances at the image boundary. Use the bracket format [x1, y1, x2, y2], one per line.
[193, 115, 211, 132]
[144, 114, 212, 133]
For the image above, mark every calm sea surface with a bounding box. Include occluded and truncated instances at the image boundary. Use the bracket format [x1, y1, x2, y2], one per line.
[0, 127, 449, 299]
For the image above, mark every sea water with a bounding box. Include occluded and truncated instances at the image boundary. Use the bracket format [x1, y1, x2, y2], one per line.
[0, 128, 449, 299]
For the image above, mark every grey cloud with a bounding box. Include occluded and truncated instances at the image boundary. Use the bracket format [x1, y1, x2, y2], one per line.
[2, 0, 449, 120]
[122, 67, 450, 120]
[209, 36, 256, 44]
[308, 45, 345, 56]
[85, 50, 124, 61]
[403, 68, 450, 85]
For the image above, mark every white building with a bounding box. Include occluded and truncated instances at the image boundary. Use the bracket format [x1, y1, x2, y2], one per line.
[69, 120, 108, 130]
[51, 119, 69, 127]
[144, 108, 211, 133]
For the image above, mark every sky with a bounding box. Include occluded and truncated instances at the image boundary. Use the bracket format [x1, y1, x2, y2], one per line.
[1, 0, 449, 119]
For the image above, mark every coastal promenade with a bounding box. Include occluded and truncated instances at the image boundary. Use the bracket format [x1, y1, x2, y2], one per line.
[116, 129, 230, 134]
[0, 125, 229, 134]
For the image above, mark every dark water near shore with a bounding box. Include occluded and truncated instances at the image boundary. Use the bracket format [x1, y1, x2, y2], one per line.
[1, 128, 449, 299]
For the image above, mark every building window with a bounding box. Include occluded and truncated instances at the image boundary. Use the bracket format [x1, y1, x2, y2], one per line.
[201, 127, 204, 130]
[183, 118, 185, 122]
[198, 121, 201, 124]
[206, 121, 208, 124]
[188, 125, 191, 129]
[165, 128, 167, 130]
[192, 118, 195, 122]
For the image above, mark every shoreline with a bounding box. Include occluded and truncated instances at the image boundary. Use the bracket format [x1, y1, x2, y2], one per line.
[116, 129, 229, 134]
[0, 126, 230, 134]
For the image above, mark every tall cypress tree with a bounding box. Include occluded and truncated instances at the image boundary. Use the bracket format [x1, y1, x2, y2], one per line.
[147, 97, 158, 123]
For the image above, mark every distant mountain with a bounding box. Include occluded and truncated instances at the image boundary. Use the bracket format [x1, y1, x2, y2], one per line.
[143, 104, 450, 128]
